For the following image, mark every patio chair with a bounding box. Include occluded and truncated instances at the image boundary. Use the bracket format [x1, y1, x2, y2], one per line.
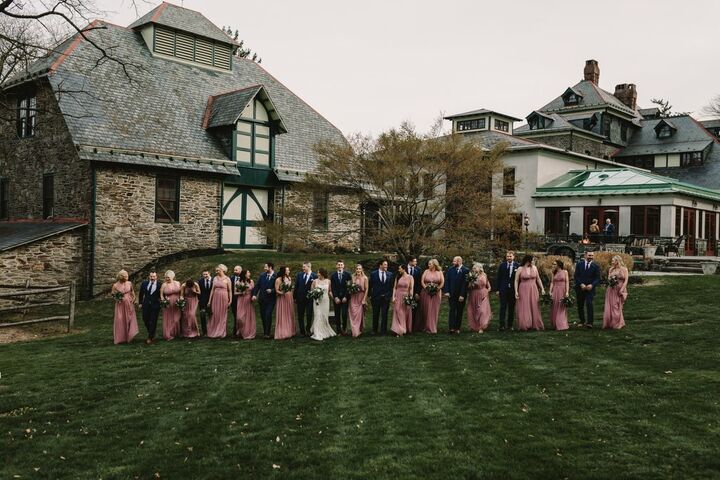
[665, 234, 686, 257]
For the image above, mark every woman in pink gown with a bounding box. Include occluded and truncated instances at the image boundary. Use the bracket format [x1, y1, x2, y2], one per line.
[420, 259, 444, 334]
[348, 264, 368, 337]
[180, 278, 201, 338]
[112, 270, 139, 344]
[207, 264, 232, 338]
[549, 260, 570, 331]
[466, 263, 492, 333]
[236, 269, 257, 340]
[274, 266, 296, 340]
[391, 265, 414, 336]
[514, 255, 545, 331]
[603, 255, 629, 330]
[160, 270, 182, 340]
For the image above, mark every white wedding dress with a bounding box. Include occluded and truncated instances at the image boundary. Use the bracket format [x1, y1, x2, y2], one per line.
[311, 279, 337, 341]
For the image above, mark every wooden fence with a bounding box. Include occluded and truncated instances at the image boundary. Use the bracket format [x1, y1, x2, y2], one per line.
[0, 282, 76, 332]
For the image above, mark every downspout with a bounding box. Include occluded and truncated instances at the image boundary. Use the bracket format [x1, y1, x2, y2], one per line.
[89, 166, 97, 298]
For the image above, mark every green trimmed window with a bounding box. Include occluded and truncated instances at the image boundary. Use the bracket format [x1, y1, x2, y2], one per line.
[235, 99, 272, 168]
[155, 176, 180, 223]
[17, 93, 36, 138]
[312, 192, 329, 230]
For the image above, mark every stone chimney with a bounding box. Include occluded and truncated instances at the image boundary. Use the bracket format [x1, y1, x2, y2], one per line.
[614, 83, 637, 110]
[583, 59, 600, 85]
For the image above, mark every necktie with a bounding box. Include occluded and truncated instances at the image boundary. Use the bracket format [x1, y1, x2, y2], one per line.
[586, 261, 589, 271]
[304, 273, 309, 284]
[508, 263, 513, 278]
[381, 272, 385, 283]
[206, 279, 209, 289]
[409, 266, 413, 275]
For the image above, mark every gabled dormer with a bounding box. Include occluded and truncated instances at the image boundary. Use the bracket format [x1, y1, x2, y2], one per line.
[445, 108, 520, 135]
[561, 87, 583, 106]
[526, 111, 554, 130]
[204, 85, 288, 168]
[654, 119, 677, 139]
[130, 2, 238, 71]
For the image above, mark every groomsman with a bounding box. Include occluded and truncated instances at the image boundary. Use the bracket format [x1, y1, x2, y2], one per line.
[603, 218, 616, 243]
[443, 256, 468, 333]
[574, 251, 601, 328]
[197, 270, 213, 335]
[138, 271, 161, 344]
[496, 251, 519, 331]
[229, 265, 242, 336]
[407, 256, 422, 331]
[252, 262, 276, 339]
[294, 262, 317, 336]
[330, 260, 352, 334]
[369, 260, 393, 334]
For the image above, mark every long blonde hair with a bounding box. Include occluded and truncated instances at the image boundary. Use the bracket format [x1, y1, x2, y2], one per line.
[428, 259, 440, 271]
[610, 255, 626, 269]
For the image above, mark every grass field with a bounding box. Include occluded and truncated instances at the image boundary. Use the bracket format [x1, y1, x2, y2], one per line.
[1, 252, 719, 479]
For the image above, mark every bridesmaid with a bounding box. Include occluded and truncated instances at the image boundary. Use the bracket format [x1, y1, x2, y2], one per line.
[180, 278, 201, 338]
[274, 266, 296, 340]
[603, 255, 629, 330]
[549, 260, 570, 331]
[111, 269, 139, 344]
[420, 259, 444, 333]
[391, 264, 414, 336]
[348, 264, 368, 337]
[236, 269, 256, 340]
[466, 263, 492, 333]
[514, 255, 545, 331]
[207, 264, 232, 338]
[160, 270, 182, 340]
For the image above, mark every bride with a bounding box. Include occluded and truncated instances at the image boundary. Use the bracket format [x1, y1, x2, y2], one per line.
[311, 268, 337, 341]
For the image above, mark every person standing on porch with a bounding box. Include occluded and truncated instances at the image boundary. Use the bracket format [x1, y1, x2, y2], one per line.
[603, 218, 616, 243]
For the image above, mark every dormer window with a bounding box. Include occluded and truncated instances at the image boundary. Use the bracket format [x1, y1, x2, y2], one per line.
[456, 118, 486, 132]
[527, 111, 552, 130]
[236, 100, 271, 167]
[562, 87, 583, 106]
[657, 126, 672, 138]
[494, 119, 509, 132]
[583, 113, 599, 131]
[654, 119, 677, 139]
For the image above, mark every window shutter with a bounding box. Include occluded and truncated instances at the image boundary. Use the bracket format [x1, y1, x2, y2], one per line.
[175, 31, 194, 61]
[154, 26, 175, 56]
[213, 43, 232, 70]
[194, 37, 214, 65]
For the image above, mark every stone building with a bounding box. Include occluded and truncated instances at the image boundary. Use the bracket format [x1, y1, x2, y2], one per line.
[0, 2, 350, 296]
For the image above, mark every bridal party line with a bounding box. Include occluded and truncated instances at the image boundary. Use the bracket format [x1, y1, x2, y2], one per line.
[110, 251, 630, 345]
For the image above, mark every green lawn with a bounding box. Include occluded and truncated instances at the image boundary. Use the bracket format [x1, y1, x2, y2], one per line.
[1, 252, 719, 479]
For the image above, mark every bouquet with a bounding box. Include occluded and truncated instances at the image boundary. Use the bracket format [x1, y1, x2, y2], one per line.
[279, 281, 293, 294]
[425, 282, 440, 296]
[465, 270, 479, 286]
[346, 280, 362, 295]
[235, 282, 249, 295]
[159, 299, 170, 309]
[307, 286, 325, 305]
[403, 294, 418, 309]
[540, 292, 552, 305]
[111, 291, 125, 302]
[561, 295, 575, 308]
[606, 275, 619, 288]
[176, 298, 187, 311]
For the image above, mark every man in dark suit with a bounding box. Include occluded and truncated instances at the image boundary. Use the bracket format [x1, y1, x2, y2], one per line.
[496, 251, 519, 331]
[294, 261, 317, 336]
[252, 262, 276, 339]
[574, 250, 602, 328]
[407, 256, 423, 331]
[330, 260, 352, 334]
[197, 270, 213, 335]
[138, 271, 161, 344]
[443, 256, 469, 333]
[369, 259, 393, 335]
[603, 218, 616, 243]
[229, 265, 242, 336]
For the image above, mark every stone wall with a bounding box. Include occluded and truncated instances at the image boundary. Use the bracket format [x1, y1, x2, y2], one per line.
[92, 166, 221, 293]
[536, 134, 616, 159]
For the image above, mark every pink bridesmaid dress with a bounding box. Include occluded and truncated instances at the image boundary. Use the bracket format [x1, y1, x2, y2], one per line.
[603, 269, 627, 329]
[391, 274, 412, 335]
[236, 280, 256, 340]
[420, 270, 443, 333]
[467, 274, 492, 332]
[113, 281, 139, 344]
[162, 282, 181, 340]
[181, 286, 200, 338]
[516, 267, 544, 331]
[348, 276, 366, 337]
[274, 278, 296, 339]
[550, 271, 569, 331]
[207, 276, 230, 338]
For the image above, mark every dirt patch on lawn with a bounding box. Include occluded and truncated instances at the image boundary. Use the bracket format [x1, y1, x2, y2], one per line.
[0, 323, 75, 344]
[632, 278, 664, 288]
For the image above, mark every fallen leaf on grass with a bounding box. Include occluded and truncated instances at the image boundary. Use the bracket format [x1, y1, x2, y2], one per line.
[272, 464, 281, 469]
[664, 370, 672, 374]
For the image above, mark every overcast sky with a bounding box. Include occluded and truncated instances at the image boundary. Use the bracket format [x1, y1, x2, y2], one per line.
[98, 0, 720, 136]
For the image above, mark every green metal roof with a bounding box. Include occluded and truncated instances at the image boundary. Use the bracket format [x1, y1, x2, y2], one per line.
[533, 168, 720, 202]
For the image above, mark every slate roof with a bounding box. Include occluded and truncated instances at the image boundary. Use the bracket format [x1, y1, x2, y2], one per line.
[514, 111, 605, 139]
[445, 108, 522, 121]
[615, 116, 713, 157]
[128, 2, 238, 45]
[459, 130, 540, 148]
[16, 18, 345, 176]
[205, 85, 288, 133]
[0, 222, 87, 252]
[701, 119, 720, 129]
[538, 80, 640, 118]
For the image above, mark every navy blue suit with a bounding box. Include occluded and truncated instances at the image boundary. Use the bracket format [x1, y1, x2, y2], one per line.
[252, 271, 276, 336]
[444, 265, 469, 331]
[496, 261, 519, 329]
[369, 269, 393, 334]
[407, 264, 422, 330]
[574, 260, 602, 325]
[139, 279, 161, 339]
[294, 271, 317, 335]
[330, 270, 352, 332]
[230, 274, 242, 335]
[603, 222, 616, 242]
[198, 276, 213, 334]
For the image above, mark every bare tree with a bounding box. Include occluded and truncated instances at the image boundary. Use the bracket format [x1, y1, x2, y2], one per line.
[702, 94, 720, 118]
[650, 98, 690, 117]
[221, 26, 261, 63]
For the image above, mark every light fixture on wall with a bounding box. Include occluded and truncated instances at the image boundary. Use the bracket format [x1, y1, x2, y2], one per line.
[692, 200, 698, 207]
[603, 209, 619, 213]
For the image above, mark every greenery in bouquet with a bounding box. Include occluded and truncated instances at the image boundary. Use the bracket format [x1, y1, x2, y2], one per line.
[307, 286, 324, 305]
[346, 280, 361, 295]
[111, 291, 125, 302]
[176, 298, 187, 310]
[465, 270, 479, 286]
[159, 299, 170, 309]
[425, 282, 440, 296]
[279, 281, 294, 294]
[561, 295, 575, 307]
[403, 294, 418, 309]
[606, 275, 619, 288]
[235, 282, 249, 294]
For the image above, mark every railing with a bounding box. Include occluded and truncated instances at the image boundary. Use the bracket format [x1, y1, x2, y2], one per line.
[0, 282, 76, 332]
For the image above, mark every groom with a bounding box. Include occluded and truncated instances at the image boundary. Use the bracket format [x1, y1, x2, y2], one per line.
[369, 260, 393, 335]
[294, 262, 317, 336]
[138, 271, 161, 344]
[252, 262, 276, 339]
[574, 251, 601, 328]
[330, 260, 352, 334]
[496, 251, 519, 331]
[443, 256, 469, 334]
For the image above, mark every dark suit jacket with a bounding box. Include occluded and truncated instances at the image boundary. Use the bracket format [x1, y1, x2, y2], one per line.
[252, 271, 277, 302]
[198, 276, 213, 308]
[443, 265, 469, 299]
[496, 261, 520, 294]
[369, 269, 394, 301]
[230, 274, 242, 300]
[574, 260, 601, 292]
[407, 265, 422, 296]
[294, 271, 317, 303]
[603, 223, 616, 239]
[330, 270, 352, 300]
[139, 280, 161, 306]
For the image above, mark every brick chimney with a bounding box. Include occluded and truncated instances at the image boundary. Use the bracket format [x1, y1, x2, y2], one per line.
[614, 83, 637, 110]
[583, 59, 600, 85]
